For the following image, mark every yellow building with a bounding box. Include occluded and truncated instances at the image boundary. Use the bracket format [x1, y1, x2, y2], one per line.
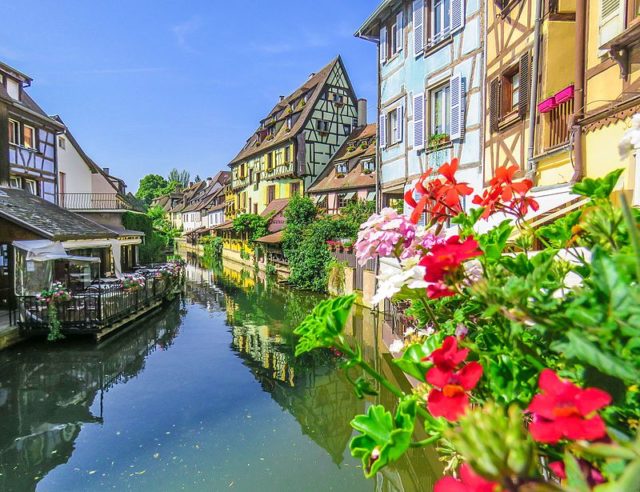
[582, 0, 640, 198]
[228, 57, 363, 215]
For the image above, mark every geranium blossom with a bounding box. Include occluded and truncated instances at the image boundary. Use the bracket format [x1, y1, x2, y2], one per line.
[434, 463, 500, 492]
[472, 164, 539, 220]
[527, 369, 611, 444]
[355, 208, 416, 265]
[371, 258, 428, 305]
[549, 460, 605, 487]
[424, 336, 483, 421]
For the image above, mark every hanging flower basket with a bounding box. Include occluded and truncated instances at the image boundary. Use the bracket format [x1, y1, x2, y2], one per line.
[537, 97, 557, 114]
[554, 85, 575, 105]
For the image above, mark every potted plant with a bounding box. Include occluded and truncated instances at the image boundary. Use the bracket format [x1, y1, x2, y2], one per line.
[428, 133, 450, 150]
[36, 282, 72, 341]
[343, 240, 354, 254]
[360, 142, 368, 150]
[347, 145, 356, 152]
[122, 274, 145, 292]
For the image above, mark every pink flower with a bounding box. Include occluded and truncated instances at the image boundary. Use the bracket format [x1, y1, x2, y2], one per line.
[355, 208, 416, 265]
[435, 464, 500, 492]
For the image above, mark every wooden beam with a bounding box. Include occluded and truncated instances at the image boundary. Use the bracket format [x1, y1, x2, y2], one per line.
[0, 101, 9, 185]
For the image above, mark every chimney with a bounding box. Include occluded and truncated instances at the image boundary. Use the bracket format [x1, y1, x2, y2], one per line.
[357, 99, 368, 128]
[189, 181, 193, 187]
[279, 96, 285, 102]
[308, 72, 316, 80]
[103, 167, 110, 175]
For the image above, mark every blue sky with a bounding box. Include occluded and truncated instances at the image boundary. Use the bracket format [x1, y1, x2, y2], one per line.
[0, 1, 377, 192]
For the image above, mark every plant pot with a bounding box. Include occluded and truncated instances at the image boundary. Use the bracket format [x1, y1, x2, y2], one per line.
[537, 97, 557, 114]
[554, 85, 575, 105]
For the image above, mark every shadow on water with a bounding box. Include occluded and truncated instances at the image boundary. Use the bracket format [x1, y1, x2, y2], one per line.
[0, 251, 440, 491]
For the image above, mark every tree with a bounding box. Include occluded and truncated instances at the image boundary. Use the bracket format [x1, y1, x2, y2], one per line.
[168, 168, 190, 188]
[136, 174, 168, 206]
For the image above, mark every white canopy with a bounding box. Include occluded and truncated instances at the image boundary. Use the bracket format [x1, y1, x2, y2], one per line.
[13, 240, 101, 263]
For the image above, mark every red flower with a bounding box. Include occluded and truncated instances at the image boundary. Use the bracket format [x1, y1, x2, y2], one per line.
[435, 464, 500, 492]
[471, 165, 539, 220]
[549, 460, 605, 487]
[527, 369, 612, 444]
[428, 336, 469, 371]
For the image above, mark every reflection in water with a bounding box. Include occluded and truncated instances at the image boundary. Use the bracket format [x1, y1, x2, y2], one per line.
[0, 253, 439, 491]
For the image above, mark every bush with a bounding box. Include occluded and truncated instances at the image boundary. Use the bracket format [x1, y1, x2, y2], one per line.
[122, 212, 167, 264]
[233, 214, 270, 242]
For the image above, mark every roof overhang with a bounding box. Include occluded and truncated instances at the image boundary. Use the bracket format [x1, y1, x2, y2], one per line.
[355, 0, 396, 39]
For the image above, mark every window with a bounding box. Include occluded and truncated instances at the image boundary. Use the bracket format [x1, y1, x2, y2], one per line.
[432, 0, 451, 44]
[380, 103, 405, 148]
[290, 182, 300, 196]
[286, 116, 292, 130]
[267, 185, 276, 203]
[284, 146, 290, 163]
[266, 153, 274, 170]
[490, 54, 529, 132]
[502, 66, 521, 117]
[337, 193, 348, 209]
[363, 159, 376, 172]
[430, 83, 451, 137]
[25, 180, 38, 195]
[380, 10, 403, 62]
[336, 162, 348, 174]
[344, 123, 352, 134]
[275, 150, 283, 166]
[23, 125, 35, 149]
[8, 119, 20, 145]
[59, 136, 66, 149]
[5, 78, 19, 100]
[59, 172, 66, 195]
[9, 176, 21, 189]
[316, 120, 330, 133]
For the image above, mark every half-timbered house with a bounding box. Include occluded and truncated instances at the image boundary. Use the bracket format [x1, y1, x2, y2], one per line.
[228, 56, 361, 215]
[356, 0, 484, 213]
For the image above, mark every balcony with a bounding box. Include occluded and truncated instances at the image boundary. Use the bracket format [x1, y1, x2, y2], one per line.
[59, 193, 135, 211]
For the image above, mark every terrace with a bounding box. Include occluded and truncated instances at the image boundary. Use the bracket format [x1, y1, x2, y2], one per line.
[58, 192, 138, 211]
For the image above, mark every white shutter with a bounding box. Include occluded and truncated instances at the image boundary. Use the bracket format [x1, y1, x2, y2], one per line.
[396, 102, 405, 143]
[396, 10, 404, 53]
[413, 93, 425, 151]
[379, 113, 387, 149]
[599, 0, 625, 47]
[450, 0, 465, 34]
[380, 26, 388, 64]
[413, 0, 424, 57]
[450, 74, 466, 141]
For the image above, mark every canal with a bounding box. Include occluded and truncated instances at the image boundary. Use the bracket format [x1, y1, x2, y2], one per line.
[0, 257, 440, 491]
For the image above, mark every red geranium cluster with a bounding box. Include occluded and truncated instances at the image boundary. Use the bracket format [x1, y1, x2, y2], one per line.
[425, 336, 483, 421]
[527, 369, 611, 444]
[434, 463, 499, 492]
[472, 164, 539, 220]
[404, 159, 473, 225]
[419, 235, 483, 299]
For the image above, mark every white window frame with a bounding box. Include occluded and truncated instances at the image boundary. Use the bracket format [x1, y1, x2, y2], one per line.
[58, 136, 66, 149]
[23, 124, 35, 149]
[363, 159, 375, 172]
[25, 179, 37, 195]
[431, 0, 451, 45]
[8, 119, 20, 145]
[336, 162, 348, 174]
[430, 82, 451, 139]
[9, 176, 22, 189]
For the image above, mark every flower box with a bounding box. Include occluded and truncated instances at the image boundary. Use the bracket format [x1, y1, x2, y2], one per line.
[554, 85, 575, 105]
[537, 97, 556, 114]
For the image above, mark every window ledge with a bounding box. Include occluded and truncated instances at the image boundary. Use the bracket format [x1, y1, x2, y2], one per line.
[426, 142, 453, 155]
[424, 36, 453, 57]
[498, 111, 522, 131]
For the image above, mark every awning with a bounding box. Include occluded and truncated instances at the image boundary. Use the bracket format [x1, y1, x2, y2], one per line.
[13, 240, 101, 263]
[344, 191, 356, 200]
[366, 191, 376, 201]
[311, 195, 324, 204]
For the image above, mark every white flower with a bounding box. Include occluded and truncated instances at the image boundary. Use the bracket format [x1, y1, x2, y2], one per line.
[619, 113, 640, 159]
[389, 339, 405, 354]
[371, 258, 428, 304]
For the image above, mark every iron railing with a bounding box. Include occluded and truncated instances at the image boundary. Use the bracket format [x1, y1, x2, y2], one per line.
[58, 193, 134, 211]
[547, 98, 574, 149]
[17, 267, 183, 336]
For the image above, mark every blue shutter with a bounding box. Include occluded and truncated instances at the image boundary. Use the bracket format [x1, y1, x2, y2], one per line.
[413, 93, 425, 151]
[379, 113, 387, 149]
[396, 10, 404, 52]
[450, 74, 465, 141]
[451, 0, 465, 34]
[380, 26, 388, 64]
[413, 0, 424, 57]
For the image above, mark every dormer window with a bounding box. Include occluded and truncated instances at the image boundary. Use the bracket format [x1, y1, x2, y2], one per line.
[5, 77, 20, 100]
[336, 162, 348, 175]
[363, 160, 375, 173]
[316, 120, 330, 133]
[8, 120, 20, 145]
[23, 125, 35, 149]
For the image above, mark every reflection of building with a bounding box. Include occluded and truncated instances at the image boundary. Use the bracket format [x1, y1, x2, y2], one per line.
[0, 302, 184, 490]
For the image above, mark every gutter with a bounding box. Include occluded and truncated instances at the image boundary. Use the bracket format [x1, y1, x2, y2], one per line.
[526, 0, 544, 182]
[571, 0, 587, 183]
[354, 0, 395, 39]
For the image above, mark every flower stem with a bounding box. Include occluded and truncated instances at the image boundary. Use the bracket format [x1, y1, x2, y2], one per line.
[410, 435, 441, 447]
[420, 298, 441, 331]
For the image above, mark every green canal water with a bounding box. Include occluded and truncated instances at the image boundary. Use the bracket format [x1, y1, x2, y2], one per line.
[0, 258, 440, 491]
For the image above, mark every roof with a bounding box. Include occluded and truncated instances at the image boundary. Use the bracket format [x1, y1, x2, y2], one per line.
[255, 231, 283, 244]
[261, 198, 290, 218]
[229, 57, 343, 165]
[213, 220, 234, 231]
[308, 124, 377, 193]
[0, 187, 117, 241]
[355, 0, 397, 38]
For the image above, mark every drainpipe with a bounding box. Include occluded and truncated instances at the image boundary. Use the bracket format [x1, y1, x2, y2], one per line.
[571, 0, 587, 183]
[526, 0, 544, 182]
[0, 101, 9, 186]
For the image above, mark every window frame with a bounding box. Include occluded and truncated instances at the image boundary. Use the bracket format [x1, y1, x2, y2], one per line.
[501, 64, 521, 120]
[23, 124, 35, 150]
[9, 176, 22, 189]
[387, 109, 399, 146]
[267, 185, 276, 203]
[429, 82, 451, 139]
[58, 136, 66, 149]
[290, 182, 300, 196]
[8, 119, 20, 145]
[431, 0, 451, 45]
[337, 193, 348, 209]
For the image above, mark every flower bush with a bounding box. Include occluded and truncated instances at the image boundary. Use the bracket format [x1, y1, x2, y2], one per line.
[122, 274, 145, 291]
[293, 158, 640, 490]
[36, 281, 72, 341]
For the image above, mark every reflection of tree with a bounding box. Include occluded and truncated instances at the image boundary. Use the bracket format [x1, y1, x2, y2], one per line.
[0, 302, 185, 492]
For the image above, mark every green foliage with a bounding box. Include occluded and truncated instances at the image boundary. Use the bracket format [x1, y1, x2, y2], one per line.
[327, 259, 347, 294]
[135, 174, 180, 206]
[201, 236, 223, 259]
[572, 168, 623, 200]
[233, 214, 270, 242]
[350, 399, 417, 478]
[122, 211, 174, 264]
[168, 168, 190, 188]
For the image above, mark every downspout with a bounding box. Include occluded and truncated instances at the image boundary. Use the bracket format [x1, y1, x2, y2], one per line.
[480, 0, 489, 185]
[526, 0, 544, 182]
[571, 0, 587, 183]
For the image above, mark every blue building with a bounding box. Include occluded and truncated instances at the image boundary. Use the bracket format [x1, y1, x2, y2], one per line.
[356, 0, 484, 212]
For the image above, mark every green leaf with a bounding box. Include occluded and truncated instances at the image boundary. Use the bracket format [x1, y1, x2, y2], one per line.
[393, 342, 433, 381]
[572, 168, 623, 199]
[563, 452, 590, 492]
[353, 376, 378, 399]
[350, 399, 417, 478]
[294, 294, 356, 356]
[591, 247, 632, 316]
[556, 330, 639, 382]
[595, 461, 640, 492]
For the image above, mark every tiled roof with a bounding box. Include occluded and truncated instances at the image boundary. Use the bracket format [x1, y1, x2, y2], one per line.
[0, 187, 117, 241]
[255, 231, 283, 244]
[229, 57, 342, 165]
[261, 198, 289, 218]
[308, 124, 377, 193]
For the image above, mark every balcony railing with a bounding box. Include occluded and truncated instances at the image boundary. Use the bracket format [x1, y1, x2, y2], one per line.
[59, 193, 134, 211]
[547, 98, 574, 150]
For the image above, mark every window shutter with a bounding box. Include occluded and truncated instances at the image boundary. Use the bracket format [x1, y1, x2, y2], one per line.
[489, 78, 501, 133]
[450, 74, 465, 141]
[397, 101, 405, 143]
[396, 10, 404, 52]
[413, 0, 425, 56]
[379, 113, 387, 149]
[519, 53, 531, 120]
[450, 0, 465, 34]
[380, 26, 388, 64]
[599, 0, 625, 47]
[413, 93, 425, 151]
